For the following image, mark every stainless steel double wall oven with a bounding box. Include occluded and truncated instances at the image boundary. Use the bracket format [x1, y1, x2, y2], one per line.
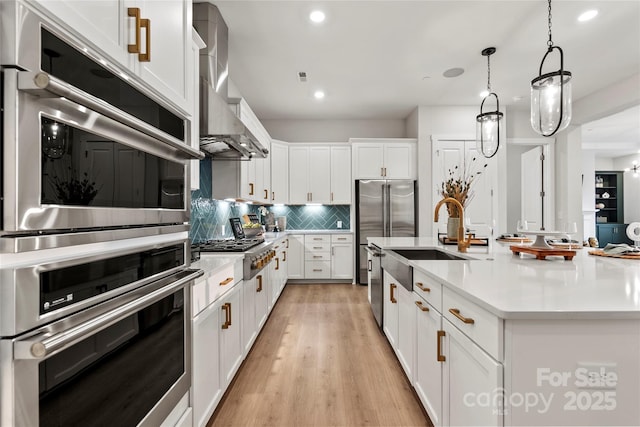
[1, 2, 203, 426]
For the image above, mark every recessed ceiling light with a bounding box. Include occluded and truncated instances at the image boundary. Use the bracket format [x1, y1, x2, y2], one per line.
[479, 90, 490, 98]
[309, 10, 325, 23]
[443, 67, 464, 78]
[314, 90, 325, 99]
[578, 9, 598, 22]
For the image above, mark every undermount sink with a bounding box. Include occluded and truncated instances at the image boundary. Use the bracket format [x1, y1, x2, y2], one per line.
[390, 249, 467, 261]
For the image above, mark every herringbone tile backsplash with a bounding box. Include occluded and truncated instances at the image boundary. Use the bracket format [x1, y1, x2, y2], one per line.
[190, 159, 350, 243]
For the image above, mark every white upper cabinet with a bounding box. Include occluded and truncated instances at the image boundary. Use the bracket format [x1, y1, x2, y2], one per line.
[289, 145, 331, 204]
[135, 0, 191, 113]
[31, 0, 192, 114]
[350, 138, 417, 180]
[330, 146, 352, 204]
[289, 144, 350, 205]
[270, 140, 289, 204]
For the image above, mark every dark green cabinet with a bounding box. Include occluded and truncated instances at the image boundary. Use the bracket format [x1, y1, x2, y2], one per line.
[596, 224, 633, 247]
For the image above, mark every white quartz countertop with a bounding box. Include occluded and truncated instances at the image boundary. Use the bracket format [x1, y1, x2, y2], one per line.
[190, 253, 243, 279]
[283, 229, 352, 234]
[368, 237, 640, 320]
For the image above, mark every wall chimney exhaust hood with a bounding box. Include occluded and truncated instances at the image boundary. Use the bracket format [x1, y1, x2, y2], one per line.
[194, 3, 268, 160]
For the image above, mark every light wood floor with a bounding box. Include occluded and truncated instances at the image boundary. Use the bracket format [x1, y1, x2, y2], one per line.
[208, 284, 431, 427]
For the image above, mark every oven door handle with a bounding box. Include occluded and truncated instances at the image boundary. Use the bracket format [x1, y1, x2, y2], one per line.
[14, 269, 203, 360]
[17, 71, 204, 160]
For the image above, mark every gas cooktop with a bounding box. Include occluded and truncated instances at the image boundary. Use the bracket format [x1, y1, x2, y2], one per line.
[194, 238, 265, 252]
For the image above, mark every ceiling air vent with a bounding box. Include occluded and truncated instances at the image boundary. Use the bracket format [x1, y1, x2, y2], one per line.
[298, 71, 308, 82]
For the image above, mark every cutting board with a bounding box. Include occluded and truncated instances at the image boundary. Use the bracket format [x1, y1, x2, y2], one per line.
[510, 245, 576, 260]
[588, 250, 640, 260]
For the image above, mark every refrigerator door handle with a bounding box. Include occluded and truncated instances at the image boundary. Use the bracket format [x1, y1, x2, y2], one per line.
[382, 183, 388, 237]
[388, 183, 393, 237]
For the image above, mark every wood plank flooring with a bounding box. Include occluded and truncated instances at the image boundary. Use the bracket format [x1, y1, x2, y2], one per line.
[208, 284, 431, 427]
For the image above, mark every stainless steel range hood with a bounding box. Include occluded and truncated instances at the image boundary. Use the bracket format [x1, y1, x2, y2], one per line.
[194, 3, 268, 160]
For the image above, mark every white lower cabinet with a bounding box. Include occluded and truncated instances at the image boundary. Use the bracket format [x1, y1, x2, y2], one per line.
[255, 272, 269, 330]
[286, 234, 305, 279]
[382, 271, 399, 349]
[219, 283, 243, 388]
[330, 234, 353, 279]
[442, 319, 503, 426]
[192, 300, 222, 427]
[241, 277, 258, 357]
[383, 266, 504, 427]
[396, 284, 416, 383]
[414, 293, 443, 427]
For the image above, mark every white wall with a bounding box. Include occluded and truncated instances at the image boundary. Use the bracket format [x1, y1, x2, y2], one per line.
[595, 158, 615, 170]
[554, 126, 584, 238]
[262, 119, 406, 142]
[613, 153, 640, 223]
[414, 106, 477, 236]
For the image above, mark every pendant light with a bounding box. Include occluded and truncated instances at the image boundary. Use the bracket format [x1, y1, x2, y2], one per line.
[476, 47, 503, 159]
[531, 0, 572, 137]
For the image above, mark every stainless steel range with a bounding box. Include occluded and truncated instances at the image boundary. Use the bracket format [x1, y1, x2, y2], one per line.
[195, 238, 275, 280]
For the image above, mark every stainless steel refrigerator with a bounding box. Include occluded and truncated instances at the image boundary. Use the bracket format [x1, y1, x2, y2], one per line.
[355, 180, 417, 285]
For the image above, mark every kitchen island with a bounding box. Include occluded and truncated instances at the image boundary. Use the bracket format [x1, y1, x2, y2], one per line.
[368, 237, 640, 427]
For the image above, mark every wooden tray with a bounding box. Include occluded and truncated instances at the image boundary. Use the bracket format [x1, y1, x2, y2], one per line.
[438, 234, 488, 247]
[588, 250, 640, 260]
[497, 237, 533, 243]
[548, 242, 583, 250]
[510, 245, 576, 260]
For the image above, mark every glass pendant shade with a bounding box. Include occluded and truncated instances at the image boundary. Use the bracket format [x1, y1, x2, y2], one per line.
[476, 111, 503, 158]
[476, 93, 503, 158]
[531, 69, 572, 136]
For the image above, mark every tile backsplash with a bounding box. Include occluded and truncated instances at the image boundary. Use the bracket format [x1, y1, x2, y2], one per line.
[190, 159, 350, 243]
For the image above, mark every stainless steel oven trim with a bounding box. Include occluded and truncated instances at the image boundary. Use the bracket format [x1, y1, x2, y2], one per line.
[14, 269, 202, 359]
[18, 71, 203, 160]
[0, 223, 189, 253]
[0, 0, 191, 142]
[1, 268, 200, 427]
[3, 67, 192, 233]
[1, 236, 189, 336]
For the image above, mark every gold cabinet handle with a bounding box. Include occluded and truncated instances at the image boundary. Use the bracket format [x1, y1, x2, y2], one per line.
[272, 191, 275, 201]
[127, 8, 141, 54]
[249, 183, 254, 195]
[415, 282, 431, 292]
[275, 258, 280, 270]
[331, 192, 334, 202]
[449, 308, 475, 324]
[283, 251, 287, 261]
[384, 167, 387, 177]
[381, 167, 384, 177]
[139, 18, 151, 62]
[221, 303, 231, 329]
[286, 239, 289, 248]
[264, 189, 268, 199]
[437, 330, 446, 362]
[312, 269, 322, 272]
[256, 275, 263, 292]
[390, 283, 397, 303]
[415, 300, 429, 312]
[219, 277, 233, 286]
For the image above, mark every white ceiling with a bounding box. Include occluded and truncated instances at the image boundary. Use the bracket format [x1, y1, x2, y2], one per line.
[209, 0, 640, 151]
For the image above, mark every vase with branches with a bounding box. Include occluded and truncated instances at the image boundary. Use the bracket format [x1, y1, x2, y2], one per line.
[440, 157, 488, 218]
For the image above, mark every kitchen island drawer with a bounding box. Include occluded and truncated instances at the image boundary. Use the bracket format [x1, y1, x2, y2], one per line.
[413, 269, 442, 313]
[305, 261, 331, 278]
[443, 287, 503, 361]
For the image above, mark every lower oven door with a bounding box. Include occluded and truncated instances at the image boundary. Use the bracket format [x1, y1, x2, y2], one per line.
[0, 268, 202, 427]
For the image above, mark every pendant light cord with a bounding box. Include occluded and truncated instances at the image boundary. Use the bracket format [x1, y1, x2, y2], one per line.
[486, 54, 491, 91]
[547, 0, 554, 48]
